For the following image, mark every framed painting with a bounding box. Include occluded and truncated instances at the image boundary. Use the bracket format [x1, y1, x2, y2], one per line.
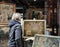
[0, 25, 9, 47]
[24, 8, 46, 20]
[23, 20, 46, 37]
[32, 34, 60, 47]
[0, 2, 16, 24]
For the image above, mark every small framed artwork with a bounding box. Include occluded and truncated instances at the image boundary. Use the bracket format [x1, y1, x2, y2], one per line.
[32, 34, 60, 47]
[23, 20, 46, 37]
[0, 2, 16, 24]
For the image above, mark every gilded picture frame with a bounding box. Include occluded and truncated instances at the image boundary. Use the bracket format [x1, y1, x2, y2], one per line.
[23, 20, 46, 37]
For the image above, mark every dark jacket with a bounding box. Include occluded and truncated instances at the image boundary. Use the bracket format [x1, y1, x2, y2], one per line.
[8, 20, 22, 47]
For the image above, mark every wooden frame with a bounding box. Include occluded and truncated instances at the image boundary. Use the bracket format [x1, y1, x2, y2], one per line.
[32, 34, 60, 47]
[23, 20, 46, 37]
[0, 2, 16, 24]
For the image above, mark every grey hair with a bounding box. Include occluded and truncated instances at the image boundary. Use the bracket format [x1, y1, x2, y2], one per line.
[12, 13, 21, 21]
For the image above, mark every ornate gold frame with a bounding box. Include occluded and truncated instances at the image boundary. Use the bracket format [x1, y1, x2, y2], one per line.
[23, 20, 46, 37]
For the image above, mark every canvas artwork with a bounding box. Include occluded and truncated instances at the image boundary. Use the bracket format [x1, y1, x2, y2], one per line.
[32, 34, 60, 47]
[0, 25, 9, 47]
[23, 20, 46, 37]
[0, 2, 16, 24]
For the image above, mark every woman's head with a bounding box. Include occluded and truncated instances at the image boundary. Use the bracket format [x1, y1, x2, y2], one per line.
[12, 13, 21, 21]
